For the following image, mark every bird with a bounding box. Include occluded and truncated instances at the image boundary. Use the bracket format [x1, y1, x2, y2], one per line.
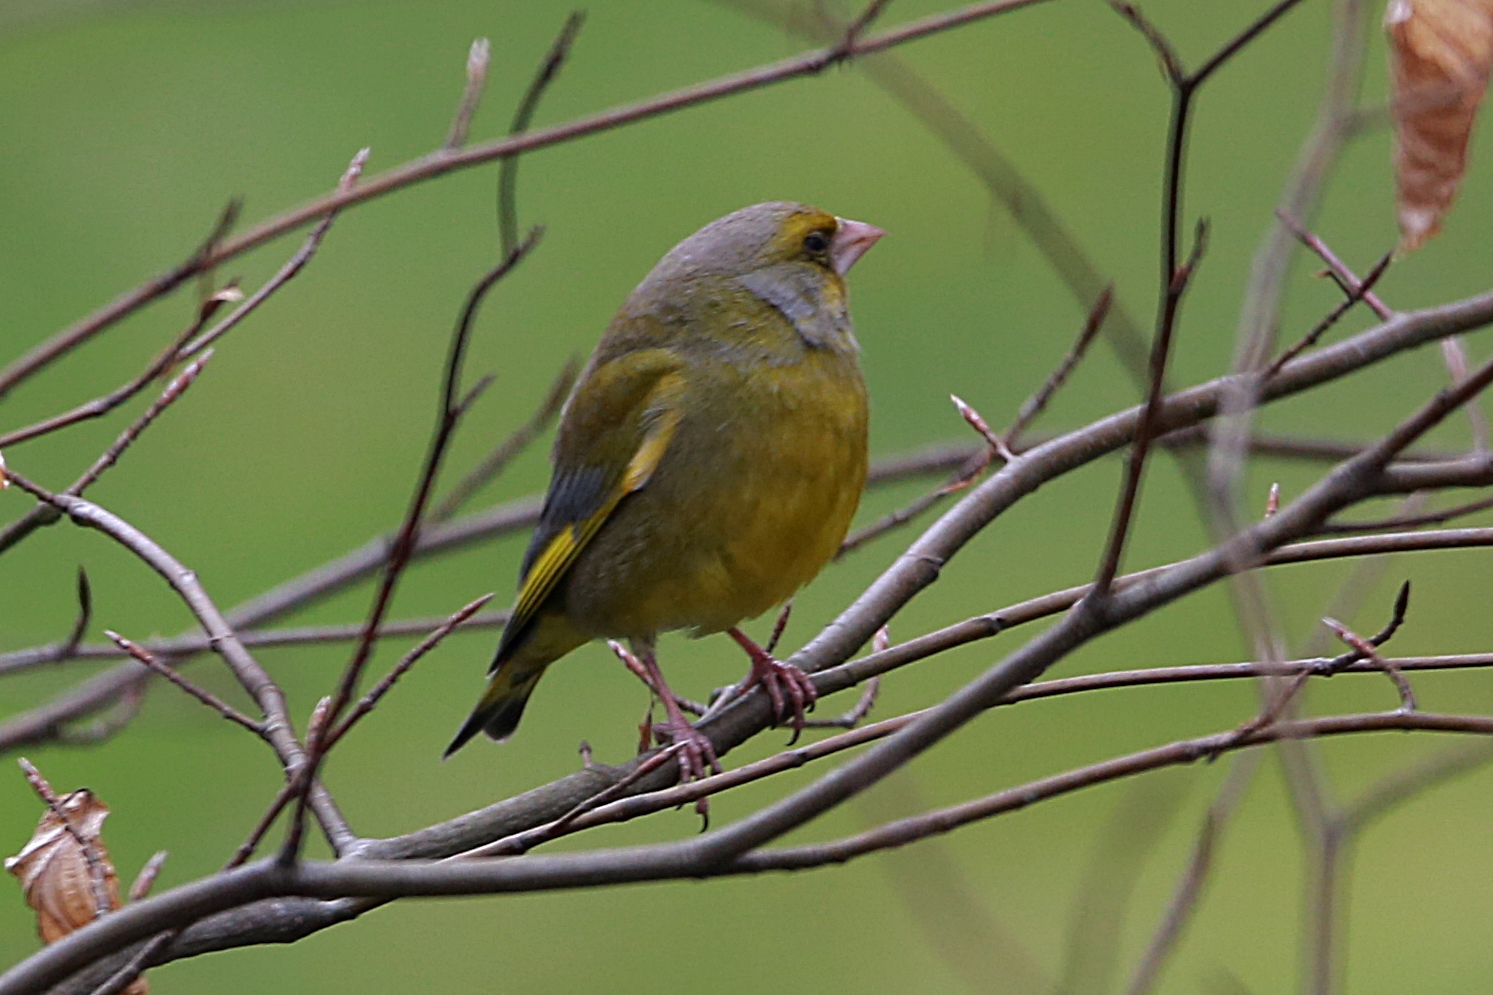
[445, 201, 883, 783]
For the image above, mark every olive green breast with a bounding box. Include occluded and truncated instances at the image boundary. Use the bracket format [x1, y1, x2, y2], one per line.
[560, 329, 868, 640]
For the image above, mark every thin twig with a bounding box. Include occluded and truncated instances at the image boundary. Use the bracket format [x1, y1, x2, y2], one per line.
[1276, 209, 1394, 319]
[1322, 617, 1417, 710]
[1005, 285, 1112, 451]
[430, 356, 579, 522]
[179, 149, 370, 359]
[802, 677, 881, 729]
[1319, 492, 1493, 533]
[0, 292, 233, 451]
[0, 610, 508, 680]
[1338, 739, 1493, 833]
[2, 471, 353, 853]
[0, 200, 238, 402]
[103, 632, 265, 735]
[444, 39, 491, 150]
[2, 0, 1049, 392]
[1267, 251, 1393, 378]
[0, 353, 215, 558]
[284, 230, 543, 860]
[498, 13, 584, 254]
[1439, 334, 1492, 453]
[322, 594, 494, 750]
[1125, 756, 1257, 995]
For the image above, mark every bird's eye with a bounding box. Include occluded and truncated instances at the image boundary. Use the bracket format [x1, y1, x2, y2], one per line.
[803, 231, 830, 255]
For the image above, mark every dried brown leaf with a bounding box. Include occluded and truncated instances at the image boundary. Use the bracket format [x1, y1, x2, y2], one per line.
[4, 789, 147, 992]
[1386, 0, 1493, 252]
[6, 789, 121, 940]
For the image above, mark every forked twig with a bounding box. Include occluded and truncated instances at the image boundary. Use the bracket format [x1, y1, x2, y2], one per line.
[0, 200, 238, 402]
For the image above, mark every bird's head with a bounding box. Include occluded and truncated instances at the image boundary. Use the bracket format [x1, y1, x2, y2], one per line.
[646, 202, 885, 355]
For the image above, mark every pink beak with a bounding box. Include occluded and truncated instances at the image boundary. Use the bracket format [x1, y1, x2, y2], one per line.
[830, 217, 886, 276]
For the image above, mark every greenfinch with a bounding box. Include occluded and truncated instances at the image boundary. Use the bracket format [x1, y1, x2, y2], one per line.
[446, 202, 883, 779]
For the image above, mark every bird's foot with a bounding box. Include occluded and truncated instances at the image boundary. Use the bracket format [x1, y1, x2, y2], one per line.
[652, 718, 721, 821]
[729, 627, 818, 739]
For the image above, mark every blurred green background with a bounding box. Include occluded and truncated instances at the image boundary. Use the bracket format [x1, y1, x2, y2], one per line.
[3, 0, 1493, 992]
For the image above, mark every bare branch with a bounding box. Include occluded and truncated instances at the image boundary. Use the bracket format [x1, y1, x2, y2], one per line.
[284, 229, 543, 858]
[0, 352, 215, 559]
[103, 632, 265, 736]
[322, 593, 494, 751]
[430, 356, 579, 523]
[1, 472, 353, 853]
[0, 200, 238, 402]
[498, 13, 585, 253]
[1267, 251, 1393, 378]
[1006, 285, 1111, 450]
[1277, 209, 1394, 319]
[0, 295, 230, 451]
[179, 148, 370, 360]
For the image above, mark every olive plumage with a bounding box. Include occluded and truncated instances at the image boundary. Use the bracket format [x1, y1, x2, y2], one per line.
[447, 202, 882, 766]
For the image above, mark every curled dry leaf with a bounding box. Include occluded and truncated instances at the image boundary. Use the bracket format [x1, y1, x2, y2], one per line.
[1386, 0, 1493, 252]
[4, 789, 148, 991]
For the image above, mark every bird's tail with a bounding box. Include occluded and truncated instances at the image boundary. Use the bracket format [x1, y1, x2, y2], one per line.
[444, 663, 546, 757]
[444, 612, 589, 758]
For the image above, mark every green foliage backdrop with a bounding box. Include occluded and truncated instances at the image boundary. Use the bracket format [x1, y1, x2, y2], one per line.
[2, 1, 1491, 992]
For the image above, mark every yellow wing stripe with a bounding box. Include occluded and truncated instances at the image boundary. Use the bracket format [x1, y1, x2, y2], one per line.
[508, 502, 616, 639]
[623, 404, 681, 492]
[504, 376, 685, 650]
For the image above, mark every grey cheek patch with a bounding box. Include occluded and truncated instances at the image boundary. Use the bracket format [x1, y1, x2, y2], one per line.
[740, 267, 857, 352]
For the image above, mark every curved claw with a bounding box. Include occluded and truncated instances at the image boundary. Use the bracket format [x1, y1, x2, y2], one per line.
[653, 719, 721, 819]
[728, 627, 818, 735]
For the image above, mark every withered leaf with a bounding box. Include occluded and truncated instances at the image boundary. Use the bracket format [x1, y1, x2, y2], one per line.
[6, 789, 122, 942]
[5, 788, 151, 993]
[1386, 0, 1493, 252]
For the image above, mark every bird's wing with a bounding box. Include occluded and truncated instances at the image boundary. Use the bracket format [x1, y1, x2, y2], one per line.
[491, 348, 687, 668]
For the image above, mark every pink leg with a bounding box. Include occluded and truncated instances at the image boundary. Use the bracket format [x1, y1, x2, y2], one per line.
[728, 626, 818, 736]
[629, 639, 721, 796]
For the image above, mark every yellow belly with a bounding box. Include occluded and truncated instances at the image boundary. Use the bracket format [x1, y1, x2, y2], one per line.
[561, 348, 868, 639]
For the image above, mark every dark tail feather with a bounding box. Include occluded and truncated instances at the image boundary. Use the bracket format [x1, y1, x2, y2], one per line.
[443, 667, 544, 759]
